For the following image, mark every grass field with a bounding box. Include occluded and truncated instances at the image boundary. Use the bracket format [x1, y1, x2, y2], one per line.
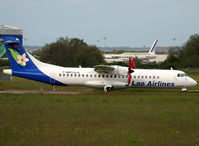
[0, 69, 199, 145]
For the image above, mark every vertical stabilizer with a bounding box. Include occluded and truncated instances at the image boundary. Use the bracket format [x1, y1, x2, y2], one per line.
[2, 37, 38, 69]
[149, 40, 158, 54]
[1, 37, 64, 85]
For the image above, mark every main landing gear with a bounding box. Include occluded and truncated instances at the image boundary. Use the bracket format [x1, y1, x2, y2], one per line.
[104, 85, 112, 92]
[182, 88, 187, 93]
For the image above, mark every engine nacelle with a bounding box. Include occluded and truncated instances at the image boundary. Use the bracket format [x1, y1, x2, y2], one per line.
[110, 65, 128, 75]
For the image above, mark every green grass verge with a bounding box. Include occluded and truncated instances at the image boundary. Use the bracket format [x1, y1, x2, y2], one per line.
[0, 75, 91, 91]
[0, 90, 199, 145]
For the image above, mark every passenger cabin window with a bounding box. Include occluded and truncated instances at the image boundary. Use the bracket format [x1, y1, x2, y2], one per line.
[157, 76, 159, 79]
[59, 74, 61, 77]
[149, 76, 151, 79]
[82, 74, 84, 77]
[98, 75, 101, 78]
[145, 76, 147, 79]
[134, 76, 136, 78]
[153, 76, 155, 79]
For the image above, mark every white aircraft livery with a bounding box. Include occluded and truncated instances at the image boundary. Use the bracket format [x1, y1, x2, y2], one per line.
[1, 37, 197, 92]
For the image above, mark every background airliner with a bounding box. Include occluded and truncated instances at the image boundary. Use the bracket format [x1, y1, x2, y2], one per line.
[1, 37, 197, 92]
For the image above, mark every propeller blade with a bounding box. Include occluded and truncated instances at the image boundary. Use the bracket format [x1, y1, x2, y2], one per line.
[128, 72, 131, 85]
[129, 57, 132, 71]
[132, 57, 135, 69]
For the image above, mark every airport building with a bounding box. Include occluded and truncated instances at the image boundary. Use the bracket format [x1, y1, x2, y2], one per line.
[0, 25, 23, 58]
[104, 52, 168, 64]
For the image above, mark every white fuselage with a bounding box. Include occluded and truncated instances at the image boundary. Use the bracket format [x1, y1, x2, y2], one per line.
[36, 63, 197, 90]
[4, 52, 197, 91]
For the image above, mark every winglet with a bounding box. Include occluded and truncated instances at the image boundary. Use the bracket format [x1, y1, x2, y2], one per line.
[148, 40, 158, 54]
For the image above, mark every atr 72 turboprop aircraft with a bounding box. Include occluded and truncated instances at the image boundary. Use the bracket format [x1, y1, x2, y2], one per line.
[1, 37, 197, 92]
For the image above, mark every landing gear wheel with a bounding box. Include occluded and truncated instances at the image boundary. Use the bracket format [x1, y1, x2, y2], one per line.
[182, 88, 187, 93]
[104, 85, 112, 93]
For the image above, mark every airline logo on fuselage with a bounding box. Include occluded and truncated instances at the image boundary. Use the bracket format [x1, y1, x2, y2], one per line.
[132, 81, 175, 87]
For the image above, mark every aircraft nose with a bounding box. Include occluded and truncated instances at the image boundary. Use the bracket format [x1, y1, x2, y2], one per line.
[191, 79, 197, 86]
[193, 80, 197, 86]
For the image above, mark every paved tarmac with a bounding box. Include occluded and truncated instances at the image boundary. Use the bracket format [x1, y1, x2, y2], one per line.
[0, 89, 92, 95]
[0, 75, 11, 80]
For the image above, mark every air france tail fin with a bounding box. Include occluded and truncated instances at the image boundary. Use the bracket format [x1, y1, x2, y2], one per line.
[2, 37, 38, 70]
[148, 40, 158, 55]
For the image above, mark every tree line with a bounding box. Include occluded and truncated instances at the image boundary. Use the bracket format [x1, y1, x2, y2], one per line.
[161, 34, 199, 69]
[1, 34, 199, 69]
[34, 37, 105, 67]
[107, 34, 199, 69]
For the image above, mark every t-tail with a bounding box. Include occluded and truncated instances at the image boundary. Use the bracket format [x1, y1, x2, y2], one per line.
[1, 37, 64, 85]
[148, 40, 158, 54]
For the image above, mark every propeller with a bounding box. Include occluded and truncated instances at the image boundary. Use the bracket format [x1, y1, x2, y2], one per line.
[127, 57, 135, 85]
[132, 57, 135, 69]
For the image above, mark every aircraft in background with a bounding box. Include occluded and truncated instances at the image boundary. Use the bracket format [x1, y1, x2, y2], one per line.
[104, 40, 168, 64]
[148, 40, 158, 55]
[1, 37, 197, 92]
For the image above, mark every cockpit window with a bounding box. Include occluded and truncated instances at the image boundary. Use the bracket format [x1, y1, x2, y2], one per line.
[177, 73, 188, 77]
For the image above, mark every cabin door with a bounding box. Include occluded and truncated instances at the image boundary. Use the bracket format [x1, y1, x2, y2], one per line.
[50, 73, 56, 84]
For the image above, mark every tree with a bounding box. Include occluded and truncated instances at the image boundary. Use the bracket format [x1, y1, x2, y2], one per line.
[180, 34, 199, 68]
[160, 48, 180, 69]
[37, 37, 104, 67]
[74, 45, 104, 67]
[160, 34, 199, 69]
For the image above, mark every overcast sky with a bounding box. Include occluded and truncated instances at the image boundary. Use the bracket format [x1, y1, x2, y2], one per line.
[0, 0, 199, 47]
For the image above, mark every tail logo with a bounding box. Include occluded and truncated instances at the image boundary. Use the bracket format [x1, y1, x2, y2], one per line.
[8, 48, 29, 67]
[17, 53, 29, 66]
